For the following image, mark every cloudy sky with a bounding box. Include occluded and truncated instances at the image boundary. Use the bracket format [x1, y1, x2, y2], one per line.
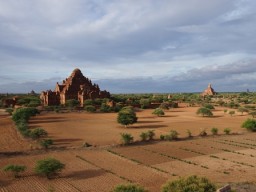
[0, 0, 256, 93]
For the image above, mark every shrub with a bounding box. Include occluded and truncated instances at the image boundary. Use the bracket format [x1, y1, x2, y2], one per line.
[187, 129, 192, 138]
[229, 110, 235, 116]
[204, 103, 215, 110]
[211, 127, 218, 135]
[66, 99, 80, 109]
[224, 109, 228, 114]
[147, 130, 155, 140]
[152, 108, 165, 117]
[249, 111, 256, 118]
[84, 105, 96, 113]
[100, 103, 112, 113]
[120, 133, 133, 145]
[161, 175, 216, 192]
[140, 132, 148, 141]
[224, 128, 231, 135]
[40, 139, 53, 149]
[12, 107, 39, 123]
[3, 164, 26, 178]
[117, 107, 137, 127]
[159, 102, 169, 110]
[140, 99, 150, 109]
[238, 107, 249, 115]
[241, 119, 256, 132]
[84, 99, 93, 106]
[199, 129, 207, 137]
[196, 107, 213, 117]
[165, 130, 178, 141]
[112, 183, 146, 192]
[5, 108, 13, 115]
[35, 158, 65, 179]
[160, 135, 165, 140]
[30, 128, 48, 139]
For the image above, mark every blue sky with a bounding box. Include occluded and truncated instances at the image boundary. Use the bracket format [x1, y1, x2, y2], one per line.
[0, 0, 256, 93]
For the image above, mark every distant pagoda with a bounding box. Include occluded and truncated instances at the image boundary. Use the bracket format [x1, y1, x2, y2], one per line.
[201, 83, 216, 96]
[40, 68, 110, 106]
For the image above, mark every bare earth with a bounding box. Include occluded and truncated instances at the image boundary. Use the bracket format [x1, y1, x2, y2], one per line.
[1, 107, 256, 192]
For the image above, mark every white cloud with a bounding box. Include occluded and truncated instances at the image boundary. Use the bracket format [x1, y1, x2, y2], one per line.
[0, 0, 256, 93]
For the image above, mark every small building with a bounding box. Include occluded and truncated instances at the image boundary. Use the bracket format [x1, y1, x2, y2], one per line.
[201, 83, 216, 96]
[40, 68, 110, 106]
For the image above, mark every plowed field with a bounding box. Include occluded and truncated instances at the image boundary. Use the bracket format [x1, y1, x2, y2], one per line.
[1, 107, 256, 191]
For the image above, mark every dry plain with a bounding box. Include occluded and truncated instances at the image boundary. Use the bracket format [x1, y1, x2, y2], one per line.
[1, 106, 256, 192]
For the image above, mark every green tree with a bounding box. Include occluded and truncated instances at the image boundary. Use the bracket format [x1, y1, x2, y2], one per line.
[241, 118, 256, 132]
[229, 110, 235, 116]
[120, 133, 133, 145]
[161, 175, 216, 192]
[196, 107, 213, 117]
[35, 158, 65, 179]
[140, 99, 150, 109]
[152, 108, 165, 117]
[117, 107, 137, 127]
[249, 111, 256, 118]
[112, 183, 146, 192]
[238, 107, 249, 115]
[3, 164, 26, 178]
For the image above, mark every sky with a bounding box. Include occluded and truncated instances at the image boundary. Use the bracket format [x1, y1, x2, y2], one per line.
[0, 0, 256, 93]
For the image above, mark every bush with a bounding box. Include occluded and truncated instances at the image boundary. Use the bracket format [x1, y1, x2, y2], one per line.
[196, 107, 213, 117]
[187, 129, 192, 138]
[40, 139, 53, 149]
[249, 111, 256, 118]
[84, 105, 96, 113]
[30, 128, 48, 139]
[238, 107, 249, 115]
[224, 128, 231, 135]
[84, 99, 94, 106]
[120, 133, 133, 145]
[211, 127, 218, 135]
[117, 107, 137, 127]
[165, 130, 178, 141]
[204, 103, 215, 110]
[5, 108, 13, 115]
[147, 130, 155, 140]
[140, 132, 148, 141]
[152, 108, 165, 117]
[3, 164, 26, 178]
[199, 129, 207, 137]
[12, 107, 39, 123]
[160, 135, 165, 140]
[229, 110, 235, 116]
[161, 175, 216, 192]
[66, 99, 80, 109]
[159, 102, 169, 110]
[35, 158, 65, 179]
[241, 119, 256, 132]
[112, 183, 146, 192]
[100, 103, 112, 113]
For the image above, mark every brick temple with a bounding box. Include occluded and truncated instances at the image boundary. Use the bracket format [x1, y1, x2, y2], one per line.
[40, 68, 110, 106]
[201, 83, 216, 96]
